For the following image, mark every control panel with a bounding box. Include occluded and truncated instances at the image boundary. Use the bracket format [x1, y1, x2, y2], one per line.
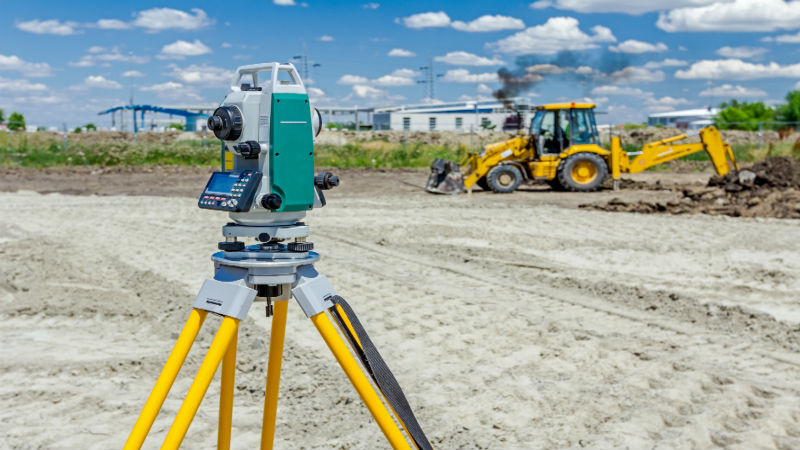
[198, 170, 262, 212]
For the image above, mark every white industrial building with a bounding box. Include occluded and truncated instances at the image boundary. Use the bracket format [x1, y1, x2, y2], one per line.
[647, 107, 719, 130]
[372, 99, 533, 132]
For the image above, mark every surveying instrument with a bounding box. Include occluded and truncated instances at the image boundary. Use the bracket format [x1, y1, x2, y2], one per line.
[122, 63, 432, 450]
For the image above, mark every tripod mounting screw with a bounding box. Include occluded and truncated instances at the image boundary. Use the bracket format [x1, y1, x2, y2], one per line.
[218, 241, 245, 252]
[261, 194, 282, 210]
[287, 241, 314, 252]
[315, 172, 340, 190]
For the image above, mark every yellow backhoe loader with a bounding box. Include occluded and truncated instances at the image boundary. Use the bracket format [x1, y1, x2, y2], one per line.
[426, 103, 739, 194]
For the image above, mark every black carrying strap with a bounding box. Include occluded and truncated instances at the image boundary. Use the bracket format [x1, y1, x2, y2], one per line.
[328, 295, 433, 450]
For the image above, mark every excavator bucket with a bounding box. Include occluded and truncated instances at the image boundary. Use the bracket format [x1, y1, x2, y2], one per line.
[425, 158, 466, 194]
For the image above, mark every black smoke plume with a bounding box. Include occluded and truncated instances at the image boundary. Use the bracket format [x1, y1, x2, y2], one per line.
[493, 50, 632, 106]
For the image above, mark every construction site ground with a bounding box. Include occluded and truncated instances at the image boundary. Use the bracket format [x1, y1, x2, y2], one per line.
[1, 166, 799, 449]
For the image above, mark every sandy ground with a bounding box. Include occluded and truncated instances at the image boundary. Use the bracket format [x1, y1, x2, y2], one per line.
[1, 168, 800, 449]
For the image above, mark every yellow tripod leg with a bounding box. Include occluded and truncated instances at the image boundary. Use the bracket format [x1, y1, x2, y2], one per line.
[311, 312, 411, 450]
[124, 309, 208, 450]
[161, 317, 240, 450]
[260, 300, 289, 450]
[217, 322, 238, 450]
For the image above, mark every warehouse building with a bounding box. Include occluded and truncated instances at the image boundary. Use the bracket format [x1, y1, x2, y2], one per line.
[647, 107, 719, 130]
[372, 99, 533, 132]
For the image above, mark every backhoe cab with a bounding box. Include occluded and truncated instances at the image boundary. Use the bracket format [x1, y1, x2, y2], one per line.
[425, 103, 738, 194]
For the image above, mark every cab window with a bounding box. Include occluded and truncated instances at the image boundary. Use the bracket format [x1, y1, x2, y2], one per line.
[570, 109, 597, 145]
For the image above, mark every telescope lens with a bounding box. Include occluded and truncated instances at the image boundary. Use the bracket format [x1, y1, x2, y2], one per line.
[209, 106, 243, 141]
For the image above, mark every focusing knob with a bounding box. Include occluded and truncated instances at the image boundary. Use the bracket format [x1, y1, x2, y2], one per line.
[209, 106, 243, 141]
[261, 194, 282, 210]
[218, 241, 245, 252]
[314, 172, 340, 190]
[287, 242, 314, 252]
[235, 141, 261, 159]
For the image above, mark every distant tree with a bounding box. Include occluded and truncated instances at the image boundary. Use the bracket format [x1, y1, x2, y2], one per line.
[73, 127, 83, 134]
[7, 111, 25, 131]
[36, 126, 47, 131]
[0, 108, 4, 124]
[166, 122, 184, 131]
[84, 123, 97, 131]
[715, 100, 775, 131]
[776, 90, 800, 124]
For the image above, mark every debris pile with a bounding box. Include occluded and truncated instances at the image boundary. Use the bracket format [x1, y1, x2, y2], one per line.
[584, 157, 800, 219]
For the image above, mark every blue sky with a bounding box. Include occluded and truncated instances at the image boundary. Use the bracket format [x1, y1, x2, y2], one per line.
[3, 0, 800, 128]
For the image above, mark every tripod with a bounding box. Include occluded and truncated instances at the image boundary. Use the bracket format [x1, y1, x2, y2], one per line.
[121, 237, 431, 450]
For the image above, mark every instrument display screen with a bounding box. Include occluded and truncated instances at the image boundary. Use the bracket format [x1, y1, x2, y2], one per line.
[206, 172, 239, 195]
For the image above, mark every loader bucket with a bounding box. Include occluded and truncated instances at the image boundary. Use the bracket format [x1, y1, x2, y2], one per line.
[425, 158, 466, 194]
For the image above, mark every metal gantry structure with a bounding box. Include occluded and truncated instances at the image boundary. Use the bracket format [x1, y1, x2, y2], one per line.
[98, 105, 214, 133]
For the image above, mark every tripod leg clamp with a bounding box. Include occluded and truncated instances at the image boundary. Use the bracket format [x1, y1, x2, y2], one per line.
[193, 268, 257, 320]
[292, 265, 336, 317]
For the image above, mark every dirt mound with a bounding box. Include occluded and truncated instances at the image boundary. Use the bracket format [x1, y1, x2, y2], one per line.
[583, 157, 800, 219]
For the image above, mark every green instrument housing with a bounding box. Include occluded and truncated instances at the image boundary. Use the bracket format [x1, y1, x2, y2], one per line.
[269, 93, 315, 212]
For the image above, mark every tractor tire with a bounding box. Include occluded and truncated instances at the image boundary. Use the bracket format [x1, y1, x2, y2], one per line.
[487, 165, 522, 193]
[557, 152, 608, 192]
[476, 177, 490, 191]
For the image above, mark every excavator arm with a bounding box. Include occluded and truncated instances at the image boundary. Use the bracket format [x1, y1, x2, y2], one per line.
[612, 126, 738, 176]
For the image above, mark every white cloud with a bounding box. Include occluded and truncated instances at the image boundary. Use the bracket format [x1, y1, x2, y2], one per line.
[158, 40, 212, 60]
[451, 15, 525, 32]
[73, 48, 149, 67]
[141, 81, 184, 92]
[676, 59, 800, 79]
[372, 75, 415, 86]
[531, 0, 723, 15]
[339, 69, 417, 87]
[529, 1, 553, 9]
[608, 66, 665, 83]
[442, 69, 499, 83]
[79, 75, 122, 89]
[643, 58, 688, 69]
[363, 2, 380, 9]
[657, 0, 800, 32]
[96, 19, 131, 30]
[319, 35, 334, 42]
[307, 87, 326, 100]
[273, 0, 296, 5]
[338, 74, 370, 85]
[16, 19, 81, 35]
[351, 85, 386, 99]
[88, 46, 106, 54]
[168, 64, 232, 86]
[765, 31, 800, 43]
[434, 51, 504, 66]
[132, 8, 212, 32]
[591, 85, 646, 96]
[399, 11, 451, 29]
[390, 68, 418, 77]
[649, 96, 691, 106]
[477, 83, 493, 94]
[388, 48, 416, 57]
[0, 54, 53, 77]
[221, 42, 233, 48]
[488, 17, 616, 55]
[609, 39, 668, 54]
[122, 70, 144, 78]
[0, 77, 48, 92]
[699, 84, 768, 97]
[527, 64, 571, 74]
[715, 46, 767, 59]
